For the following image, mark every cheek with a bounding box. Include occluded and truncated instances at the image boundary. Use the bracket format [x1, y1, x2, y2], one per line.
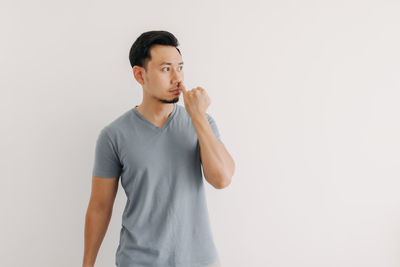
[150, 74, 163, 84]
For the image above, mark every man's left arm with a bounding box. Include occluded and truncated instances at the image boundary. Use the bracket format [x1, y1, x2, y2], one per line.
[191, 114, 235, 189]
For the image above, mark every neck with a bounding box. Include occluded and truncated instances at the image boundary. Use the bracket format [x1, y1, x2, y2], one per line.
[136, 102, 175, 122]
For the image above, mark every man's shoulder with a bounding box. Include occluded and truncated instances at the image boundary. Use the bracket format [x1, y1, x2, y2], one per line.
[101, 108, 135, 136]
[176, 103, 214, 121]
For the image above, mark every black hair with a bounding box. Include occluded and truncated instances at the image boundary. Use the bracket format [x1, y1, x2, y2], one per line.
[129, 30, 181, 71]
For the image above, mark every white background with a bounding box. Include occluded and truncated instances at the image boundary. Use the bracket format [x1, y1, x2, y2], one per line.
[1, 0, 400, 266]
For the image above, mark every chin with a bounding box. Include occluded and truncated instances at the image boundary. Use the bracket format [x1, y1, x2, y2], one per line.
[159, 97, 179, 104]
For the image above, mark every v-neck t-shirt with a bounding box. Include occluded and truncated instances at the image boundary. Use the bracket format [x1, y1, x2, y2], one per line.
[92, 103, 223, 267]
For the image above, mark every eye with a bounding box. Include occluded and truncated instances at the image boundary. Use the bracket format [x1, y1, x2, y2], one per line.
[162, 66, 183, 72]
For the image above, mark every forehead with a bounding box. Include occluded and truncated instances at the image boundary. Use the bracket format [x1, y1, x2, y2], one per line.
[149, 45, 182, 66]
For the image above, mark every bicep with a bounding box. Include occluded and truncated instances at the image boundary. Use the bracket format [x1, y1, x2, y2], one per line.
[89, 176, 119, 211]
[206, 113, 223, 144]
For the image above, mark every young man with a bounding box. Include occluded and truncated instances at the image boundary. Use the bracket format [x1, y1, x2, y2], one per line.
[83, 30, 235, 267]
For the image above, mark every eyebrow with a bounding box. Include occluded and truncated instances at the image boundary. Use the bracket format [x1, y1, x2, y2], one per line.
[160, 61, 184, 66]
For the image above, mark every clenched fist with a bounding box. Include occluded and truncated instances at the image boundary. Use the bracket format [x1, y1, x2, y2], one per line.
[178, 81, 211, 119]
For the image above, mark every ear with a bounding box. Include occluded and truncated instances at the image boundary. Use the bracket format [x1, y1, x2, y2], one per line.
[133, 66, 145, 85]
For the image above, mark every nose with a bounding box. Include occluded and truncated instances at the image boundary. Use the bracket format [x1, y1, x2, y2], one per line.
[171, 69, 183, 86]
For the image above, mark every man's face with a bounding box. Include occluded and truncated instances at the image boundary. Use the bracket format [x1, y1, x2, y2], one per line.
[139, 45, 184, 104]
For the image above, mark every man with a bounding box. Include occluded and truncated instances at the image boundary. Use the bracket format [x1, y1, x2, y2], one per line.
[83, 30, 235, 267]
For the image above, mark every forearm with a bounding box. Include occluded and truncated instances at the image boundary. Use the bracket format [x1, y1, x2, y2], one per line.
[82, 206, 113, 267]
[192, 114, 235, 188]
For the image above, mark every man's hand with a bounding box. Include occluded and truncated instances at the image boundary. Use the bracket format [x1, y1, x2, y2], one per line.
[178, 81, 211, 119]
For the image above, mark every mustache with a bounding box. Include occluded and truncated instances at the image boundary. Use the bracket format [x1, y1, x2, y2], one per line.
[170, 84, 181, 91]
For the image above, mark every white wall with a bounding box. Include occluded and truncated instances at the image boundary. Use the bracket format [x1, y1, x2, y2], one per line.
[1, 0, 400, 266]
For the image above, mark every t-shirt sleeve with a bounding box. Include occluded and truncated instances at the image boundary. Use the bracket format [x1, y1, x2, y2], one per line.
[92, 127, 122, 178]
[206, 113, 223, 144]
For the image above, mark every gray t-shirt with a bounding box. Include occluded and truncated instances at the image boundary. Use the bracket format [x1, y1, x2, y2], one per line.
[92, 103, 223, 267]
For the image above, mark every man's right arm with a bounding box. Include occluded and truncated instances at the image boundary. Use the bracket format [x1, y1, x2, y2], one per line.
[82, 176, 119, 267]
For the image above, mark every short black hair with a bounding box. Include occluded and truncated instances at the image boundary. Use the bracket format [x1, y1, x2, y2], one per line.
[129, 30, 181, 71]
